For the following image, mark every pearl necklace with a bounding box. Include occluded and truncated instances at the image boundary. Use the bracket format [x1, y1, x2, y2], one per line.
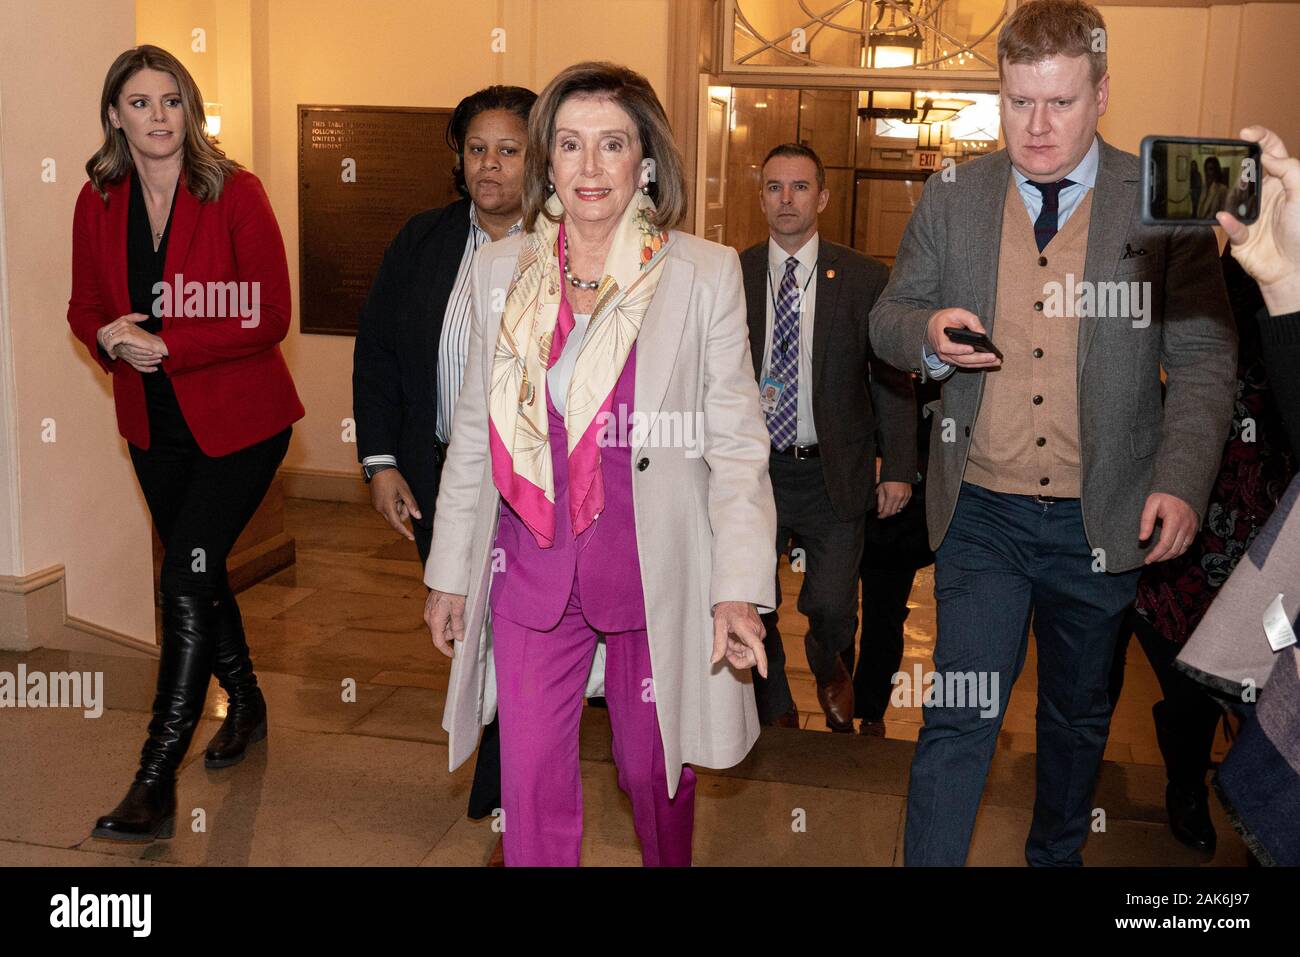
[562, 236, 600, 290]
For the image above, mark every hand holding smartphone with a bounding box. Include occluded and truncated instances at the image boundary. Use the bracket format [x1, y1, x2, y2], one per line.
[944, 326, 1004, 361]
[925, 308, 1002, 370]
[1141, 135, 1262, 227]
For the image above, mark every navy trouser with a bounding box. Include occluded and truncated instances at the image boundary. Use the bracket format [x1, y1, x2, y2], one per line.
[755, 455, 866, 723]
[904, 482, 1140, 866]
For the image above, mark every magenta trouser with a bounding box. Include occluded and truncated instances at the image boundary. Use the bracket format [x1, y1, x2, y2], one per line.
[492, 575, 697, 867]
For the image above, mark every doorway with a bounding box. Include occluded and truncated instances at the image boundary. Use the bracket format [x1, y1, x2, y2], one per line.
[700, 84, 1000, 263]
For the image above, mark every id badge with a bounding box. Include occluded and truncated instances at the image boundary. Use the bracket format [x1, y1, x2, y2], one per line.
[759, 376, 786, 415]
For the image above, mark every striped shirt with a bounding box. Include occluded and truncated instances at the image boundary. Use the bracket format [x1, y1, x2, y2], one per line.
[436, 204, 522, 442]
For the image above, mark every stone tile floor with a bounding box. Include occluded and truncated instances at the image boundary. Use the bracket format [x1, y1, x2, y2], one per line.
[0, 498, 1247, 866]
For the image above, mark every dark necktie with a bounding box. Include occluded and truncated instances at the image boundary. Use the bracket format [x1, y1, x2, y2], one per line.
[1029, 178, 1074, 252]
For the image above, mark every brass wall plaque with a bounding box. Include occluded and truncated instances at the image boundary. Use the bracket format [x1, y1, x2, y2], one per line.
[298, 105, 458, 336]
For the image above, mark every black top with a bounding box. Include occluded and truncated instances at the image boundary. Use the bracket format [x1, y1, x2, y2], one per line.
[351, 197, 473, 528]
[126, 173, 194, 447]
[1258, 306, 1300, 457]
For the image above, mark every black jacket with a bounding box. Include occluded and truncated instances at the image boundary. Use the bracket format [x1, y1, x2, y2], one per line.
[741, 237, 918, 521]
[352, 198, 472, 528]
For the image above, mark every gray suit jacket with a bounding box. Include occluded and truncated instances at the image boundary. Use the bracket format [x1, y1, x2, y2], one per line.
[741, 239, 918, 521]
[869, 136, 1237, 573]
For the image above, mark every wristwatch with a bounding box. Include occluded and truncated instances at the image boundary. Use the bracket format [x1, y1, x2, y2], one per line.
[362, 463, 396, 483]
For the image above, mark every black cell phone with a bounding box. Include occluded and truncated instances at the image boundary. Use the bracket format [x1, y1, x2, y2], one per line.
[1140, 135, 1261, 226]
[944, 326, 1003, 361]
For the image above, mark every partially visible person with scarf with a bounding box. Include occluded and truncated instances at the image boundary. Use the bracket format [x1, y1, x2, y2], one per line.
[422, 62, 777, 866]
[1176, 126, 1300, 866]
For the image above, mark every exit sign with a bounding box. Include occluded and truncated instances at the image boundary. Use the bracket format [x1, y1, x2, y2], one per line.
[913, 150, 941, 170]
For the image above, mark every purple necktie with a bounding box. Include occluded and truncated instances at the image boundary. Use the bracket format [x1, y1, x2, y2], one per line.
[766, 256, 801, 451]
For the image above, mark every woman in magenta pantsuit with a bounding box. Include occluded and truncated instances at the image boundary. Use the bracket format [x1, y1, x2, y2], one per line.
[423, 62, 777, 866]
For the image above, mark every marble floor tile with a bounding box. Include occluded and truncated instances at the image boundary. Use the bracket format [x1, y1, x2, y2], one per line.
[2, 497, 1249, 868]
[275, 589, 427, 633]
[691, 772, 904, 866]
[80, 729, 473, 867]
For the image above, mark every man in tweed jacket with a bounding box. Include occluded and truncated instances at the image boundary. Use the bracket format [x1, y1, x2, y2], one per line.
[870, 0, 1236, 865]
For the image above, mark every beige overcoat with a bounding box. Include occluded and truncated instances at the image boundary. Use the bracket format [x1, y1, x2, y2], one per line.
[424, 228, 778, 798]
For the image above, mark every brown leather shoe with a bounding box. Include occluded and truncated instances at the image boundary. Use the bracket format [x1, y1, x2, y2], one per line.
[816, 660, 856, 733]
[859, 719, 886, 737]
[772, 709, 800, 729]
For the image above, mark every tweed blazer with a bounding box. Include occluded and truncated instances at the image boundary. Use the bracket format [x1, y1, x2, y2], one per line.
[869, 136, 1237, 572]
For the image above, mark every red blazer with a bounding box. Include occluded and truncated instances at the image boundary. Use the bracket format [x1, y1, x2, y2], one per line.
[67, 169, 304, 457]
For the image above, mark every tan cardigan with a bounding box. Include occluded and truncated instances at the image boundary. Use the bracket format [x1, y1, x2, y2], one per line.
[965, 180, 1093, 498]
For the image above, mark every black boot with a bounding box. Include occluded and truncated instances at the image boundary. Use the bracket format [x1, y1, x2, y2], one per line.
[204, 586, 267, 769]
[92, 593, 219, 843]
[1152, 699, 1217, 853]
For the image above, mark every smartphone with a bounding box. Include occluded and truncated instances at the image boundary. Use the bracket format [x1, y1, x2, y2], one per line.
[1140, 135, 1261, 226]
[944, 326, 1003, 361]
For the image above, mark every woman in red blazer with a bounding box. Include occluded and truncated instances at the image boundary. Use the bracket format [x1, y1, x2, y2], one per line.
[68, 45, 304, 844]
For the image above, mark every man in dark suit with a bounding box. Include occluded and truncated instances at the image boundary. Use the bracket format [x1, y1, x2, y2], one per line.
[352, 85, 535, 834]
[869, 0, 1237, 865]
[741, 143, 918, 732]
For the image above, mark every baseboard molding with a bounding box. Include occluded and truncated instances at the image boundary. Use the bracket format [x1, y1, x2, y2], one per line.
[227, 532, 295, 592]
[63, 612, 159, 657]
[279, 465, 369, 505]
[0, 565, 157, 657]
[0, 471, 352, 656]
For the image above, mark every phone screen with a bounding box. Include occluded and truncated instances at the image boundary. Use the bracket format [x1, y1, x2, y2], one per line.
[1147, 138, 1260, 223]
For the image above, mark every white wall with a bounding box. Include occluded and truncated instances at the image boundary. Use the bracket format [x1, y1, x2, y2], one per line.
[258, 0, 673, 481]
[0, 0, 152, 640]
[1098, 3, 1300, 153]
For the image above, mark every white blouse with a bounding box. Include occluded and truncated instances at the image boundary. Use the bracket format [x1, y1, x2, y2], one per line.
[547, 312, 592, 416]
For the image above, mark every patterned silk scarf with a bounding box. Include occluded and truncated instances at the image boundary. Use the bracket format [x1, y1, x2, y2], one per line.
[488, 190, 670, 548]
